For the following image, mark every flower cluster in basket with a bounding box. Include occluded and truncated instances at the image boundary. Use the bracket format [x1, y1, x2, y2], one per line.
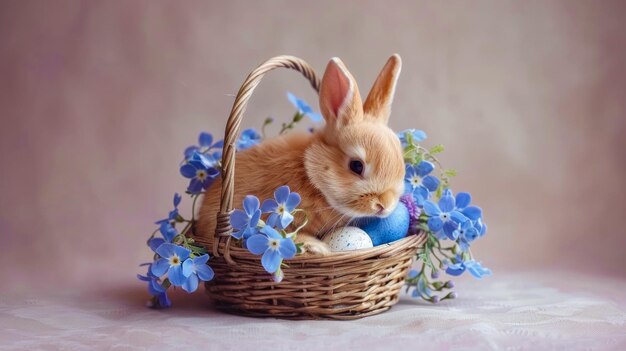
[138, 93, 490, 308]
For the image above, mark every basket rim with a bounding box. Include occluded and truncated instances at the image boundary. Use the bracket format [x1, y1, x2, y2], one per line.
[198, 232, 426, 264]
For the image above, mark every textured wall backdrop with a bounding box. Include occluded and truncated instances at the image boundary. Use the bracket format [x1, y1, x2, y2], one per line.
[1, 0, 625, 291]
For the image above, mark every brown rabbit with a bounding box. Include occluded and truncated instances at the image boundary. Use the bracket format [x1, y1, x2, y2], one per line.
[196, 55, 406, 254]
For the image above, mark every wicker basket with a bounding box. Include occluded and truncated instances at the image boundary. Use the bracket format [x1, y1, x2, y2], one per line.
[194, 55, 426, 320]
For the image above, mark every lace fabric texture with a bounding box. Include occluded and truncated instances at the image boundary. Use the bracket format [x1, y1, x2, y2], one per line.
[1, 271, 625, 350]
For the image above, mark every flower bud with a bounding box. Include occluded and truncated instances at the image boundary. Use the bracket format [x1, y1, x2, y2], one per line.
[445, 280, 455, 289]
[446, 291, 457, 300]
[431, 270, 440, 279]
[430, 295, 440, 304]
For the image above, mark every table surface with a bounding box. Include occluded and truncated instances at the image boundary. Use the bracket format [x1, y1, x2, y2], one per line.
[1, 270, 625, 351]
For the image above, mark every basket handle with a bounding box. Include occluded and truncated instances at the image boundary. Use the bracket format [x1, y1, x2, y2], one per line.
[213, 55, 320, 259]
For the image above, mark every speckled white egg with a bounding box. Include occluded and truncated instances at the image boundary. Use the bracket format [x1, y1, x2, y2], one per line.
[322, 226, 374, 252]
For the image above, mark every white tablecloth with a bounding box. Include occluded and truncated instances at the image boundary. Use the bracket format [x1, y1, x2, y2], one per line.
[1, 271, 625, 350]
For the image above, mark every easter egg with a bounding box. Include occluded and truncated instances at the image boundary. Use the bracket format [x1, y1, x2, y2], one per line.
[322, 226, 374, 252]
[355, 202, 410, 246]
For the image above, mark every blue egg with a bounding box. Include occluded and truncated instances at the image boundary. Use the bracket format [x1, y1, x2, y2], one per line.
[355, 202, 410, 246]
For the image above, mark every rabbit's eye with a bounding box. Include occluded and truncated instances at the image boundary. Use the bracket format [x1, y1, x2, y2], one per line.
[349, 159, 364, 176]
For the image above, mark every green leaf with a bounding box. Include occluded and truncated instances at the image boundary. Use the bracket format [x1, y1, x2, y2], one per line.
[429, 144, 445, 154]
[443, 168, 458, 177]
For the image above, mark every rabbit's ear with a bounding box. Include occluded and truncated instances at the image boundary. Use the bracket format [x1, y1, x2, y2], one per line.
[319, 58, 363, 129]
[363, 54, 402, 124]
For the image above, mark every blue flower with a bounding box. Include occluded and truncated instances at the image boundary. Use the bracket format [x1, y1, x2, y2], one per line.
[453, 192, 483, 221]
[464, 260, 492, 279]
[155, 193, 182, 226]
[147, 222, 178, 252]
[398, 129, 427, 147]
[404, 162, 440, 205]
[423, 189, 468, 240]
[444, 257, 466, 276]
[444, 257, 491, 279]
[184, 132, 224, 160]
[473, 218, 488, 237]
[181, 254, 215, 293]
[246, 226, 297, 273]
[150, 243, 191, 286]
[261, 186, 301, 229]
[180, 151, 220, 194]
[413, 275, 432, 298]
[137, 265, 171, 308]
[237, 128, 262, 151]
[457, 220, 480, 251]
[287, 92, 323, 122]
[230, 195, 262, 240]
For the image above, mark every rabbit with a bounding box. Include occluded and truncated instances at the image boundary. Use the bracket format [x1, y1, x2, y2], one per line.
[196, 54, 406, 255]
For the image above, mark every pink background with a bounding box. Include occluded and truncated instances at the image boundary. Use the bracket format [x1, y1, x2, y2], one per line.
[1, 0, 626, 293]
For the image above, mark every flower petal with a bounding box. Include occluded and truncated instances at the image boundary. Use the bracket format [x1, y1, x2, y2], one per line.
[148, 237, 165, 252]
[404, 164, 417, 178]
[187, 178, 204, 194]
[184, 146, 198, 159]
[261, 249, 281, 273]
[155, 243, 176, 259]
[266, 213, 278, 227]
[439, 194, 455, 212]
[465, 260, 492, 278]
[464, 226, 479, 242]
[445, 263, 466, 276]
[411, 130, 427, 142]
[443, 221, 460, 240]
[181, 273, 199, 293]
[157, 291, 171, 308]
[198, 132, 213, 147]
[462, 206, 482, 220]
[287, 92, 300, 110]
[212, 140, 224, 148]
[243, 195, 260, 215]
[150, 258, 169, 277]
[249, 209, 261, 228]
[159, 223, 177, 242]
[168, 264, 187, 286]
[229, 210, 249, 230]
[195, 264, 215, 281]
[260, 226, 283, 240]
[306, 112, 323, 123]
[427, 217, 444, 232]
[148, 280, 166, 295]
[422, 175, 440, 192]
[180, 164, 197, 178]
[173, 193, 182, 207]
[274, 186, 290, 203]
[417, 160, 435, 176]
[285, 192, 301, 211]
[450, 211, 469, 223]
[261, 199, 278, 213]
[193, 254, 209, 265]
[182, 258, 194, 277]
[246, 234, 269, 255]
[278, 238, 297, 259]
[172, 246, 191, 261]
[278, 211, 294, 229]
[423, 201, 441, 216]
[455, 192, 471, 209]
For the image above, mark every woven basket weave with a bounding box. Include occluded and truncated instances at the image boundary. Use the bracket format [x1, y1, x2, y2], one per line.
[194, 55, 426, 320]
